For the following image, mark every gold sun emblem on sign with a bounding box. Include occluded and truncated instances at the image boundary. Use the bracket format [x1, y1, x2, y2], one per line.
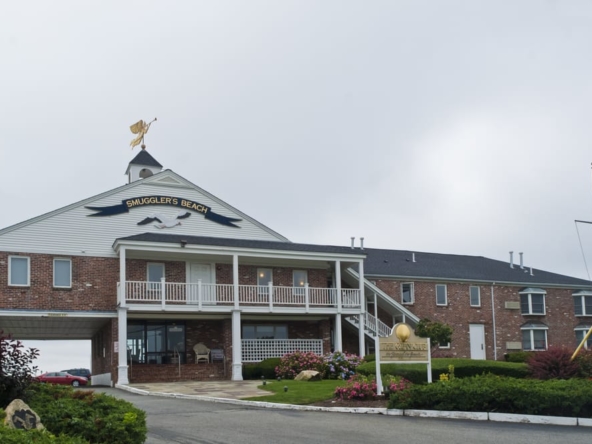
[395, 324, 411, 342]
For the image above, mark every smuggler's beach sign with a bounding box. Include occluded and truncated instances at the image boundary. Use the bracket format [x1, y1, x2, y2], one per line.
[85, 195, 242, 228]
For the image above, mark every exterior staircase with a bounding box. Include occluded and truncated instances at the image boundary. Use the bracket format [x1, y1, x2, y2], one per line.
[345, 312, 392, 339]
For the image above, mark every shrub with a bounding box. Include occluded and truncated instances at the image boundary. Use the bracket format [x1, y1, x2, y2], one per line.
[0, 426, 88, 443]
[415, 318, 453, 354]
[357, 358, 529, 383]
[243, 358, 281, 380]
[324, 351, 363, 380]
[334, 375, 378, 400]
[363, 354, 376, 362]
[574, 349, 592, 378]
[383, 374, 413, 393]
[504, 351, 534, 363]
[27, 384, 147, 444]
[388, 374, 592, 417]
[527, 347, 579, 380]
[0, 332, 39, 408]
[275, 351, 326, 379]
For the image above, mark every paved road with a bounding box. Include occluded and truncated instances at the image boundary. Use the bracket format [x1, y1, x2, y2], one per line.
[93, 388, 591, 444]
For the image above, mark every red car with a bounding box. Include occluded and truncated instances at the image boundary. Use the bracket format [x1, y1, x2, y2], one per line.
[35, 372, 88, 387]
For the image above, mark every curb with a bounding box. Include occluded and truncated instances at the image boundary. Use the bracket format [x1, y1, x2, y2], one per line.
[115, 384, 592, 427]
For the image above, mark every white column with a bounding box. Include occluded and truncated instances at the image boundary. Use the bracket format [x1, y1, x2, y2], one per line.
[358, 260, 366, 356]
[119, 247, 126, 307]
[117, 306, 129, 385]
[233, 255, 239, 309]
[231, 310, 243, 380]
[335, 261, 342, 313]
[334, 314, 342, 352]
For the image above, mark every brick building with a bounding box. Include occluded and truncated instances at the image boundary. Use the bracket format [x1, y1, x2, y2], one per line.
[1, 151, 590, 385]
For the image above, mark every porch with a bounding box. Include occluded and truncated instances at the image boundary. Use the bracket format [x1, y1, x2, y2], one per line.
[119, 281, 361, 313]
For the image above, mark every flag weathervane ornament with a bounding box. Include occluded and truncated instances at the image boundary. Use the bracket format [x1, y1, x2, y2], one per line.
[129, 117, 157, 149]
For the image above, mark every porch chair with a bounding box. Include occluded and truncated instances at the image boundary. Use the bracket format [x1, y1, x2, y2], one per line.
[193, 342, 210, 363]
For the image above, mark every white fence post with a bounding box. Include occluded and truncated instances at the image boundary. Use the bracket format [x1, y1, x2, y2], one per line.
[198, 279, 202, 311]
[305, 283, 309, 313]
[161, 277, 166, 310]
[268, 282, 273, 312]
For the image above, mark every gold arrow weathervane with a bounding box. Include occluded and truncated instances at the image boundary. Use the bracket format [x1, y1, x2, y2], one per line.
[129, 117, 157, 150]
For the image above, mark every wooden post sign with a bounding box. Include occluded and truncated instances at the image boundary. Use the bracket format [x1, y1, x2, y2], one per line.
[374, 323, 432, 396]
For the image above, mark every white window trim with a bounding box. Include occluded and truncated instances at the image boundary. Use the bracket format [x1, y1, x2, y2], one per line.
[521, 325, 548, 351]
[519, 290, 546, 315]
[575, 326, 592, 350]
[401, 282, 414, 305]
[470, 286, 481, 307]
[53, 258, 72, 288]
[8, 256, 30, 287]
[292, 270, 308, 287]
[147, 263, 165, 290]
[573, 291, 592, 316]
[436, 284, 447, 306]
[438, 342, 451, 349]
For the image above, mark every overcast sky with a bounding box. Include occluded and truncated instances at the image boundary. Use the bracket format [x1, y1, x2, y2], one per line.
[3, 1, 592, 372]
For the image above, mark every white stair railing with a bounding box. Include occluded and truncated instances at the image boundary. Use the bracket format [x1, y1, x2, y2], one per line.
[346, 312, 392, 338]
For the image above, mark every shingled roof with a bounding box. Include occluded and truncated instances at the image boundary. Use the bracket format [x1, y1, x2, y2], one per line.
[115, 233, 591, 287]
[116, 233, 366, 256]
[127, 149, 163, 169]
[363, 248, 592, 287]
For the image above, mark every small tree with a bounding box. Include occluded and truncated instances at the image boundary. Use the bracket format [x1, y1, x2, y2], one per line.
[0, 331, 39, 407]
[415, 318, 453, 355]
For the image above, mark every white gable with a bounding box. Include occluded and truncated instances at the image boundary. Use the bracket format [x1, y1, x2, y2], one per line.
[0, 170, 289, 257]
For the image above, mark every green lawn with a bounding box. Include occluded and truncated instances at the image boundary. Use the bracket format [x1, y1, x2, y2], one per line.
[243, 380, 346, 405]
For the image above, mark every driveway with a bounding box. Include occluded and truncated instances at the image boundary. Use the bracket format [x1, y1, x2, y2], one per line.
[92, 387, 592, 444]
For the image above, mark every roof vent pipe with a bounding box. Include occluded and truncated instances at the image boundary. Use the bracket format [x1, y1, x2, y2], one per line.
[509, 251, 514, 269]
[412, 253, 416, 263]
[360, 237, 364, 250]
[351, 237, 355, 249]
[530, 267, 534, 276]
[519, 252, 524, 269]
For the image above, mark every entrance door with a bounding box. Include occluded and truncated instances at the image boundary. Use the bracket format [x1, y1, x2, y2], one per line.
[189, 263, 215, 304]
[469, 324, 486, 360]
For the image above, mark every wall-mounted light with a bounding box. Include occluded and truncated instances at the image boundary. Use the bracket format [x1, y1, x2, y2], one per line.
[180, 240, 187, 248]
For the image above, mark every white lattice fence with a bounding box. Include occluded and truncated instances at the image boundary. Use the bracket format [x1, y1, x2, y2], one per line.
[241, 339, 323, 362]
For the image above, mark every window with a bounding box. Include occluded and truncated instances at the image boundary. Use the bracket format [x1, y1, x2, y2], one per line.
[575, 325, 592, 350]
[147, 263, 164, 290]
[436, 284, 447, 306]
[242, 324, 288, 339]
[521, 322, 548, 351]
[401, 283, 414, 304]
[53, 258, 72, 288]
[470, 286, 480, 307]
[573, 291, 592, 316]
[257, 268, 272, 296]
[127, 321, 185, 364]
[9, 256, 30, 286]
[439, 342, 451, 349]
[520, 288, 546, 315]
[293, 270, 307, 296]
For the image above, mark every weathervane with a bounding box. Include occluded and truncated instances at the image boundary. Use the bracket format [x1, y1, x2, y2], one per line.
[129, 118, 157, 150]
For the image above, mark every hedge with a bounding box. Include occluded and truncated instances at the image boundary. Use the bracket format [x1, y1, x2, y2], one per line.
[389, 374, 592, 417]
[242, 358, 281, 380]
[357, 358, 528, 383]
[27, 384, 146, 444]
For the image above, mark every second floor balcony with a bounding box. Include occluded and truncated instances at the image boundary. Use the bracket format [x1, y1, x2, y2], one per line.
[119, 279, 361, 313]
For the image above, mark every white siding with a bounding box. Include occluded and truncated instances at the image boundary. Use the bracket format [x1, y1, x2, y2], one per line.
[0, 172, 287, 257]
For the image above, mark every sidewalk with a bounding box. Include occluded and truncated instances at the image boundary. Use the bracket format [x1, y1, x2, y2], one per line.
[127, 380, 269, 399]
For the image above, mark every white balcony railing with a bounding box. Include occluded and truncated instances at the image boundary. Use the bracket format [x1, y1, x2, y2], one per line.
[242, 339, 323, 362]
[121, 280, 361, 311]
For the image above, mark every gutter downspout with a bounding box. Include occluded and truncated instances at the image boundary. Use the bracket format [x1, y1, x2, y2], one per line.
[491, 283, 497, 361]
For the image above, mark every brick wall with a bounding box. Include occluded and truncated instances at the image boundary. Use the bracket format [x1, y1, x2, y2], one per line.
[0, 252, 119, 311]
[374, 278, 591, 359]
[216, 264, 327, 287]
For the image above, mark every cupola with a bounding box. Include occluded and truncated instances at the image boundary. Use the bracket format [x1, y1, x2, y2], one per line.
[125, 149, 163, 183]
